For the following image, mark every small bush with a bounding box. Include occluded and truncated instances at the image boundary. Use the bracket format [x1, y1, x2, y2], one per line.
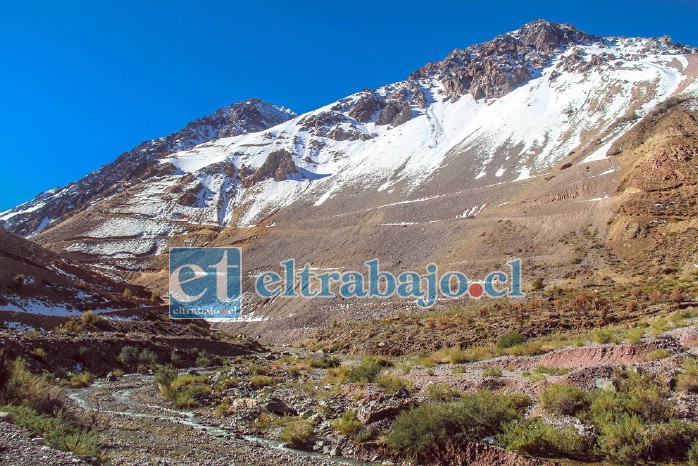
[154, 364, 178, 395]
[498, 417, 587, 458]
[122, 288, 133, 300]
[80, 310, 101, 325]
[331, 410, 363, 435]
[117, 346, 140, 368]
[678, 359, 698, 393]
[195, 353, 211, 367]
[535, 366, 570, 376]
[308, 356, 341, 369]
[325, 365, 350, 383]
[584, 370, 673, 426]
[347, 358, 386, 383]
[63, 372, 94, 388]
[450, 346, 498, 363]
[531, 277, 545, 291]
[30, 348, 47, 361]
[2, 405, 99, 457]
[595, 413, 649, 464]
[483, 367, 503, 377]
[1, 358, 63, 414]
[138, 349, 158, 369]
[497, 332, 527, 349]
[376, 374, 413, 393]
[540, 384, 589, 416]
[250, 375, 274, 389]
[647, 348, 672, 361]
[689, 439, 698, 465]
[279, 418, 314, 449]
[424, 383, 459, 401]
[388, 390, 530, 461]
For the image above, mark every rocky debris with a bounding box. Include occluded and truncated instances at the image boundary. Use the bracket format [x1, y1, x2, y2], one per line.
[561, 365, 616, 390]
[298, 111, 371, 141]
[356, 397, 414, 423]
[345, 93, 383, 122]
[0, 412, 13, 423]
[240, 150, 299, 187]
[0, 421, 92, 465]
[264, 398, 298, 416]
[446, 442, 557, 465]
[376, 100, 411, 126]
[537, 343, 654, 368]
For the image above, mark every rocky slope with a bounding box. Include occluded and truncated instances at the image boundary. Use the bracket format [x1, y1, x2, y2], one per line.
[0, 227, 153, 318]
[1, 20, 697, 340]
[0, 99, 296, 239]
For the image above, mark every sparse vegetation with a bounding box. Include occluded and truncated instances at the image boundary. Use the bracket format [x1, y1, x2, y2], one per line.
[331, 410, 363, 435]
[279, 417, 315, 449]
[497, 332, 526, 349]
[388, 390, 530, 461]
[498, 417, 587, 458]
[540, 384, 589, 416]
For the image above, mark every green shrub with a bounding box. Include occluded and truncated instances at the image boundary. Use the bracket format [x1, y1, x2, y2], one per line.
[688, 439, 698, 465]
[535, 365, 570, 376]
[498, 417, 587, 458]
[80, 310, 101, 325]
[375, 374, 413, 393]
[388, 390, 530, 461]
[2, 405, 100, 457]
[1, 357, 63, 414]
[647, 348, 671, 361]
[540, 384, 589, 416]
[595, 413, 649, 464]
[250, 375, 274, 389]
[678, 359, 698, 393]
[425, 383, 459, 401]
[531, 277, 545, 291]
[138, 349, 158, 368]
[308, 356, 341, 369]
[171, 384, 211, 408]
[279, 418, 314, 449]
[154, 364, 178, 395]
[117, 346, 139, 368]
[331, 410, 363, 435]
[648, 420, 698, 461]
[195, 352, 211, 367]
[483, 367, 503, 377]
[584, 371, 672, 426]
[497, 332, 527, 349]
[347, 358, 386, 383]
[30, 348, 47, 360]
[63, 372, 94, 388]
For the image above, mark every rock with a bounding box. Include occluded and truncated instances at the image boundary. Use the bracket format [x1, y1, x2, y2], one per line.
[329, 445, 342, 457]
[0, 412, 13, 423]
[105, 371, 117, 382]
[264, 398, 297, 416]
[357, 399, 413, 423]
[392, 387, 410, 399]
[187, 368, 200, 376]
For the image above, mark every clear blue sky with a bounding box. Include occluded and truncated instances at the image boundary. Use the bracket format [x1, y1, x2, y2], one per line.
[1, 0, 697, 211]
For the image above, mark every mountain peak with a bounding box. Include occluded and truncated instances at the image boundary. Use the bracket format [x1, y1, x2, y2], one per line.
[509, 19, 599, 50]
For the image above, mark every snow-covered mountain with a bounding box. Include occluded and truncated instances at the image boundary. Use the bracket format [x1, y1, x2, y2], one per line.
[2, 20, 697, 308]
[0, 99, 296, 238]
